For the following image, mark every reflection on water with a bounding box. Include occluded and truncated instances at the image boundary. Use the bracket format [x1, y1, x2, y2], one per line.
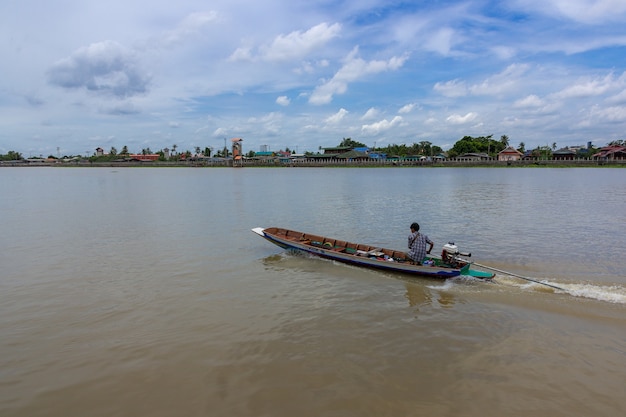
[404, 282, 457, 310]
[404, 282, 432, 308]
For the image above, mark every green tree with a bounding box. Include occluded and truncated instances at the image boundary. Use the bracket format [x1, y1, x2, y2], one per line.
[120, 146, 129, 155]
[532, 145, 552, 160]
[500, 135, 509, 147]
[518, 142, 526, 153]
[338, 137, 366, 148]
[0, 151, 24, 161]
[1, 150, 24, 160]
[418, 141, 432, 155]
[110, 146, 117, 156]
[448, 135, 501, 158]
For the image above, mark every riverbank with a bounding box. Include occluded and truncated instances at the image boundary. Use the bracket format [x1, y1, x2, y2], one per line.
[2, 159, 625, 168]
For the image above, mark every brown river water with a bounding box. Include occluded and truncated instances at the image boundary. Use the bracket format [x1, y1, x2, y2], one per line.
[1, 167, 625, 417]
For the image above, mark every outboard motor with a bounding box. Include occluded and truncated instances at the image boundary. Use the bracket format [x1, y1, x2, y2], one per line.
[441, 242, 471, 265]
[441, 242, 459, 263]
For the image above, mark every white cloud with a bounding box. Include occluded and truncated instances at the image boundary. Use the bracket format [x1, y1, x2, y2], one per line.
[162, 11, 218, 46]
[398, 103, 415, 114]
[309, 47, 408, 104]
[607, 89, 626, 104]
[276, 95, 290, 106]
[361, 107, 379, 120]
[424, 27, 456, 55]
[361, 116, 403, 135]
[229, 47, 253, 62]
[247, 112, 284, 135]
[263, 22, 341, 61]
[433, 79, 467, 97]
[469, 64, 529, 96]
[294, 59, 330, 75]
[552, 73, 619, 99]
[446, 112, 477, 124]
[514, 0, 626, 24]
[436, 64, 531, 100]
[491, 46, 517, 60]
[325, 108, 349, 124]
[100, 101, 140, 115]
[213, 127, 228, 137]
[514, 94, 544, 108]
[592, 105, 626, 122]
[230, 22, 341, 63]
[47, 40, 150, 98]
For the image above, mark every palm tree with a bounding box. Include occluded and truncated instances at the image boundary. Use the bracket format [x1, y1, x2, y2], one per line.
[419, 141, 432, 156]
[500, 135, 509, 147]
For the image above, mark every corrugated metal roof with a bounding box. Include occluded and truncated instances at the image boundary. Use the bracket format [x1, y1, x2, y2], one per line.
[335, 150, 369, 159]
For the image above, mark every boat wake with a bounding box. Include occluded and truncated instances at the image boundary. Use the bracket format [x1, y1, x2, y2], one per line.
[264, 252, 626, 305]
[557, 282, 626, 304]
[493, 275, 626, 304]
[425, 280, 456, 291]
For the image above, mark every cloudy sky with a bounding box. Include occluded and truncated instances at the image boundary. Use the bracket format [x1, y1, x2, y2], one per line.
[2, 0, 626, 157]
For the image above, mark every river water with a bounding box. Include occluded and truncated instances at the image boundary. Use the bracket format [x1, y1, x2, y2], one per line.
[1, 167, 625, 417]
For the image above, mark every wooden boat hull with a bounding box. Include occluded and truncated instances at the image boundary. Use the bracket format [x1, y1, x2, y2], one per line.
[252, 227, 493, 279]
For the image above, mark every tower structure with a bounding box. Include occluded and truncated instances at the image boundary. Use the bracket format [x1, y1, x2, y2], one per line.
[231, 138, 243, 167]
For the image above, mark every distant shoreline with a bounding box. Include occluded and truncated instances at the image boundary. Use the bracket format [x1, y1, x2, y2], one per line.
[1, 159, 625, 168]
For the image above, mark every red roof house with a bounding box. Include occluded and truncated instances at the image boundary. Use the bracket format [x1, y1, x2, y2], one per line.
[497, 146, 523, 161]
[593, 145, 626, 160]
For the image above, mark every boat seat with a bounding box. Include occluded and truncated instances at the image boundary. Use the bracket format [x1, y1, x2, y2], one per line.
[334, 240, 347, 248]
[285, 230, 302, 240]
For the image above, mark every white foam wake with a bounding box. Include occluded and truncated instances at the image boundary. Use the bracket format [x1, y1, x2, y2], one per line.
[504, 277, 626, 304]
[559, 283, 626, 304]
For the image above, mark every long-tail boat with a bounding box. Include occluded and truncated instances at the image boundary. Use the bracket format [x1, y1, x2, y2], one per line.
[252, 227, 494, 279]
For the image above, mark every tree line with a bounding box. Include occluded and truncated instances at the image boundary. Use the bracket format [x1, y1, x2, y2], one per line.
[2, 137, 624, 161]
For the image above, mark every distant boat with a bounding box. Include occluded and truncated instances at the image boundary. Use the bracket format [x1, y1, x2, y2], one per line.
[252, 227, 494, 279]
